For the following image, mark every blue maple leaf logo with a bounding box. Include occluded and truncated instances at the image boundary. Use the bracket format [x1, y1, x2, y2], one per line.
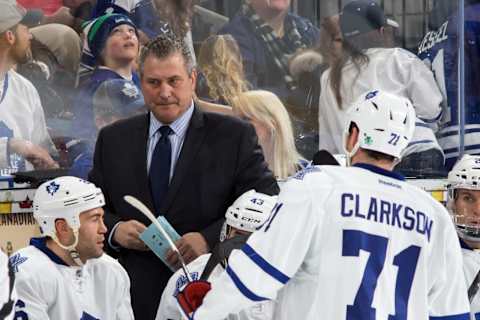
[292, 166, 321, 181]
[46, 181, 60, 196]
[365, 90, 379, 100]
[9, 253, 28, 273]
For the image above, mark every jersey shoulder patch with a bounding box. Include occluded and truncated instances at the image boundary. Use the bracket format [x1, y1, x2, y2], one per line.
[8, 253, 28, 273]
[291, 165, 322, 181]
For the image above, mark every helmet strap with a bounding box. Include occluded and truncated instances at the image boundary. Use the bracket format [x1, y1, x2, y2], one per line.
[343, 126, 360, 167]
[344, 139, 360, 167]
[52, 229, 84, 266]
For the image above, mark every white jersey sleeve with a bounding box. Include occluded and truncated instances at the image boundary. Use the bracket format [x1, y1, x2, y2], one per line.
[194, 168, 327, 320]
[395, 49, 443, 123]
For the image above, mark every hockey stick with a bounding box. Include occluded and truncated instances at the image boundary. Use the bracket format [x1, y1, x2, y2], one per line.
[468, 268, 480, 302]
[124, 195, 193, 282]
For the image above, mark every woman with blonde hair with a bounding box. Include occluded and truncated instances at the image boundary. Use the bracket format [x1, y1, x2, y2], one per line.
[197, 34, 250, 107]
[232, 90, 306, 181]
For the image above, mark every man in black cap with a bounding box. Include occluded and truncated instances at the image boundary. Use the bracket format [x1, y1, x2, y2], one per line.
[318, 0, 446, 178]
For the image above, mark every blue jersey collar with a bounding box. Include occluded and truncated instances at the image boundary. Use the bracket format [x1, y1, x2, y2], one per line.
[353, 163, 405, 181]
[460, 238, 474, 251]
[30, 237, 69, 266]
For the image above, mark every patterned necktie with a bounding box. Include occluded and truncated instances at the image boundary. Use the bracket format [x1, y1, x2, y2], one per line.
[149, 125, 173, 215]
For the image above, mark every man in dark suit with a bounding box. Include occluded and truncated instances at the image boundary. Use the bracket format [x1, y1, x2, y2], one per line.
[89, 33, 279, 319]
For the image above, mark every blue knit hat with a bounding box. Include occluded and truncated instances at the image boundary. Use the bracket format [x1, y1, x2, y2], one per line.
[83, 13, 138, 60]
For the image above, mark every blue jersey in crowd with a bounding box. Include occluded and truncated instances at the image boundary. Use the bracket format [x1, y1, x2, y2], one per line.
[418, 4, 480, 170]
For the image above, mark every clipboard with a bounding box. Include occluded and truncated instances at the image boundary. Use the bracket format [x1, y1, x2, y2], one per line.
[139, 216, 181, 271]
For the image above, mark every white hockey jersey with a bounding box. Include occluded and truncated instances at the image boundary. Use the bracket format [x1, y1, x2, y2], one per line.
[11, 237, 134, 320]
[460, 239, 480, 320]
[0, 70, 57, 173]
[193, 164, 470, 320]
[318, 48, 443, 157]
[0, 251, 15, 320]
[157, 254, 273, 320]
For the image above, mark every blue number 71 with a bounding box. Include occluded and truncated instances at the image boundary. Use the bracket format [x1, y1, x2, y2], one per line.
[342, 230, 421, 320]
[388, 133, 400, 146]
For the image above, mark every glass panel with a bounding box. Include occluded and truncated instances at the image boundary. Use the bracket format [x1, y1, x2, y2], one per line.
[2, 0, 476, 181]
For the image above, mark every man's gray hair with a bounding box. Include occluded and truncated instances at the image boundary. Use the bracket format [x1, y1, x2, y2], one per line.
[138, 32, 195, 76]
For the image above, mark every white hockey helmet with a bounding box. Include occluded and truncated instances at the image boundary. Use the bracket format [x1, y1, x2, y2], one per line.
[34, 176, 105, 242]
[447, 155, 480, 242]
[221, 190, 277, 240]
[342, 90, 416, 164]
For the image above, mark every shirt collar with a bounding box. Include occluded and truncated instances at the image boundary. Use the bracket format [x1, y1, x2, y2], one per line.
[149, 100, 194, 139]
[30, 237, 69, 266]
[353, 163, 406, 181]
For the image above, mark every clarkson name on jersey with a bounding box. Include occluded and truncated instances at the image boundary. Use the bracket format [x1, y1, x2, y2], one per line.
[340, 193, 433, 241]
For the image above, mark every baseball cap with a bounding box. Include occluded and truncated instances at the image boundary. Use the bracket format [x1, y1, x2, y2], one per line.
[0, 0, 26, 33]
[340, 0, 399, 38]
[93, 79, 145, 119]
[21, 9, 44, 27]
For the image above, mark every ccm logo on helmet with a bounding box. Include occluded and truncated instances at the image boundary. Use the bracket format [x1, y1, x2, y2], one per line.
[241, 217, 262, 224]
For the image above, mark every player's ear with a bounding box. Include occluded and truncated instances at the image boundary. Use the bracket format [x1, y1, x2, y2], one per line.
[54, 219, 74, 243]
[345, 124, 359, 153]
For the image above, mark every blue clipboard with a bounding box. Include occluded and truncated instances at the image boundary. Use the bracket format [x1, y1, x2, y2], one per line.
[139, 216, 181, 271]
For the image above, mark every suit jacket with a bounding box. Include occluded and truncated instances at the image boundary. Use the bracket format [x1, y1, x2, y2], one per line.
[89, 106, 279, 319]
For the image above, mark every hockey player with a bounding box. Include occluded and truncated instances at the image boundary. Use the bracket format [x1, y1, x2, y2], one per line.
[10, 176, 134, 319]
[0, 251, 15, 319]
[176, 90, 470, 319]
[447, 154, 480, 318]
[156, 190, 277, 320]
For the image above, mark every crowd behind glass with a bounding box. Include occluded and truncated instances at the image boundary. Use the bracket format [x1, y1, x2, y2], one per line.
[2, 0, 479, 179]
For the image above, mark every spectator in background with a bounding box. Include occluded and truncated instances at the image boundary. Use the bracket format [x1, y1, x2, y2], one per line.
[154, 0, 195, 57]
[319, 0, 445, 177]
[69, 78, 145, 179]
[81, 0, 197, 82]
[418, 0, 480, 170]
[71, 13, 140, 145]
[232, 90, 306, 181]
[219, 0, 319, 158]
[0, 0, 58, 173]
[287, 14, 343, 159]
[197, 34, 249, 107]
[15, 1, 83, 75]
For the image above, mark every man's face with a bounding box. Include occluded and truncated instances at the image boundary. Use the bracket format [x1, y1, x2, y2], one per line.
[76, 207, 107, 261]
[9, 24, 32, 64]
[103, 24, 139, 65]
[454, 189, 480, 219]
[141, 52, 196, 124]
